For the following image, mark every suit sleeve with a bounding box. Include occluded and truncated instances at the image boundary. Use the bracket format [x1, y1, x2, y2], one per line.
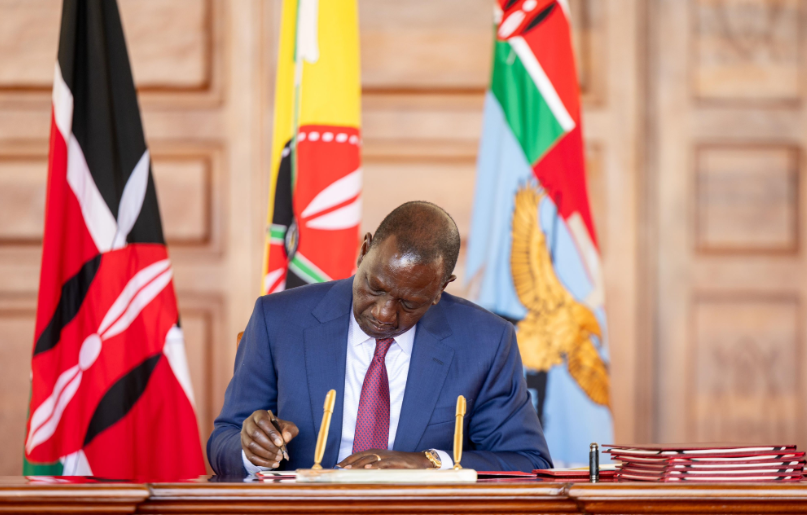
[207, 297, 277, 476]
[461, 322, 553, 471]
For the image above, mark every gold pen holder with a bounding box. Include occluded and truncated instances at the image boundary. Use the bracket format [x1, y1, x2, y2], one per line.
[453, 395, 466, 470]
[296, 391, 478, 483]
[311, 389, 336, 470]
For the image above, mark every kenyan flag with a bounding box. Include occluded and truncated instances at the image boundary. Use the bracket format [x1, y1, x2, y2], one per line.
[24, 0, 205, 480]
[262, 0, 362, 294]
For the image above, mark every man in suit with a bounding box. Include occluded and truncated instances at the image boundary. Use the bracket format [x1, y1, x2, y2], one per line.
[208, 202, 552, 474]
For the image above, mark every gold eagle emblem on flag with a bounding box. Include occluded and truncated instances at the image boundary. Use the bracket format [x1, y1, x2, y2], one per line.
[510, 185, 610, 407]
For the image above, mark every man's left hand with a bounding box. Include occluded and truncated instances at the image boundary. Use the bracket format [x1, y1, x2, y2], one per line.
[338, 449, 434, 469]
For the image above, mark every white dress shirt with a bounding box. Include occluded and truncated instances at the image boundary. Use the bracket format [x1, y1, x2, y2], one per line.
[243, 310, 452, 474]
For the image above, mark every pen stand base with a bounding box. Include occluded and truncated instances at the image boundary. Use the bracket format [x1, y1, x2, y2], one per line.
[296, 468, 477, 483]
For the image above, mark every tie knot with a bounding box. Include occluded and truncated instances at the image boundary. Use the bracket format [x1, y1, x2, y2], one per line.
[374, 338, 394, 360]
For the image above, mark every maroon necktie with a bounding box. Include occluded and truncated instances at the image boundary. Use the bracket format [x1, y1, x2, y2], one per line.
[352, 338, 394, 453]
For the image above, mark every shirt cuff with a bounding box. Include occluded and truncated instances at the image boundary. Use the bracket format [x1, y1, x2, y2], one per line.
[434, 449, 454, 470]
[242, 449, 270, 475]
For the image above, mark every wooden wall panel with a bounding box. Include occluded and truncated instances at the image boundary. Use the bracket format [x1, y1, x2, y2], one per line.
[0, 0, 213, 91]
[118, 0, 211, 90]
[0, 0, 61, 89]
[696, 145, 799, 253]
[178, 309, 212, 441]
[359, 0, 492, 90]
[0, 304, 35, 475]
[585, 144, 607, 254]
[570, 0, 607, 103]
[690, 296, 801, 443]
[694, 0, 800, 102]
[0, 157, 46, 244]
[361, 160, 476, 238]
[652, 0, 807, 449]
[152, 158, 211, 245]
[0, 150, 221, 249]
[150, 147, 224, 252]
[363, 93, 485, 149]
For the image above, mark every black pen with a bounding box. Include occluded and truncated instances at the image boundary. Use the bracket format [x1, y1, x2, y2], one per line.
[268, 412, 290, 462]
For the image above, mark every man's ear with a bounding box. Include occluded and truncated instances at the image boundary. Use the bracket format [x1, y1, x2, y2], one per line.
[356, 233, 373, 267]
[432, 275, 457, 305]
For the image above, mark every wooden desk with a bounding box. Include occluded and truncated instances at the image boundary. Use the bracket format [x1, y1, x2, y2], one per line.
[0, 477, 806, 514]
[0, 477, 149, 513]
[570, 482, 807, 514]
[144, 481, 574, 514]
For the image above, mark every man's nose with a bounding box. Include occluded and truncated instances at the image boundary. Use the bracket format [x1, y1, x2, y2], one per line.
[372, 298, 397, 325]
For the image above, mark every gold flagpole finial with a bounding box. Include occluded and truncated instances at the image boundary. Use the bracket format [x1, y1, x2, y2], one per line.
[453, 395, 466, 470]
[311, 389, 336, 470]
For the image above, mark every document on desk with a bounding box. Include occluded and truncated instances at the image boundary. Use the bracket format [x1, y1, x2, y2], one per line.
[296, 468, 477, 483]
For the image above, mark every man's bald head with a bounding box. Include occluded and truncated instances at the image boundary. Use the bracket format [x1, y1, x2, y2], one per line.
[369, 201, 461, 281]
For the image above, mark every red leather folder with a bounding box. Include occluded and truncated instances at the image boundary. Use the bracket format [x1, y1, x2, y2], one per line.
[619, 466, 803, 477]
[607, 444, 805, 482]
[611, 452, 805, 465]
[618, 459, 804, 471]
[605, 444, 797, 458]
[617, 471, 804, 482]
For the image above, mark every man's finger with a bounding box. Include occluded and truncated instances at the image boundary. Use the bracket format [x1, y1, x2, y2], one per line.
[240, 431, 280, 461]
[354, 454, 382, 469]
[242, 418, 281, 457]
[244, 448, 277, 469]
[278, 419, 300, 443]
[339, 452, 369, 469]
[254, 411, 285, 448]
[337, 452, 362, 468]
[247, 438, 282, 461]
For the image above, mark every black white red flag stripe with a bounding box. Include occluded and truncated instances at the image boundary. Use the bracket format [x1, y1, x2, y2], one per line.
[24, 0, 205, 481]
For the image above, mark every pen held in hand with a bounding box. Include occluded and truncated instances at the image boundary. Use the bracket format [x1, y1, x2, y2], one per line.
[268, 412, 290, 462]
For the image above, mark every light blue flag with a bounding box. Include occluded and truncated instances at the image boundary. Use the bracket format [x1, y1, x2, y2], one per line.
[466, 2, 613, 467]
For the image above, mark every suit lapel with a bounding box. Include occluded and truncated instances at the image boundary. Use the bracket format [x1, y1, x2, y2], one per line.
[304, 279, 353, 468]
[393, 303, 454, 453]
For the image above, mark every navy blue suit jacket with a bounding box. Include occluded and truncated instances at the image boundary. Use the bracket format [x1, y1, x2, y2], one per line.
[207, 278, 552, 474]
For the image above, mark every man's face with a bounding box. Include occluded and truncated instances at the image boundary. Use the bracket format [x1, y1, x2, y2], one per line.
[352, 234, 454, 339]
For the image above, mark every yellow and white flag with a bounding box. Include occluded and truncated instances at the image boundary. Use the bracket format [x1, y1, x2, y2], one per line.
[262, 0, 362, 294]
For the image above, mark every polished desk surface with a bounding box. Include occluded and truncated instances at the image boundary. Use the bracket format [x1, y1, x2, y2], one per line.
[1, 476, 807, 514]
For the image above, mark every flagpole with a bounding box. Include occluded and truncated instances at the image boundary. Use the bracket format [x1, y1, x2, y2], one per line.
[291, 0, 302, 190]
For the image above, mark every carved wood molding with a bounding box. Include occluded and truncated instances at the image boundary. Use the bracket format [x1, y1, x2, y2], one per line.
[691, 0, 802, 106]
[0, 140, 224, 254]
[0, 0, 224, 109]
[693, 143, 800, 255]
[686, 292, 802, 444]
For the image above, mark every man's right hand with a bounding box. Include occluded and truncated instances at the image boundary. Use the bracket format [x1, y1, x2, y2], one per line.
[241, 410, 299, 468]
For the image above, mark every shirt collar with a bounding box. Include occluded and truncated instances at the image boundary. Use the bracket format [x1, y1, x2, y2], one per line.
[348, 308, 416, 356]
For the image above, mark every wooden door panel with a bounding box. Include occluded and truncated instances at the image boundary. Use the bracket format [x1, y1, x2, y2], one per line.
[652, 0, 806, 448]
[690, 295, 801, 443]
[0, 303, 36, 475]
[695, 145, 798, 254]
[694, 0, 800, 103]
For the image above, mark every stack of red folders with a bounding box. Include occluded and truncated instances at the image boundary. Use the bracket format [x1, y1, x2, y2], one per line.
[604, 444, 805, 482]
